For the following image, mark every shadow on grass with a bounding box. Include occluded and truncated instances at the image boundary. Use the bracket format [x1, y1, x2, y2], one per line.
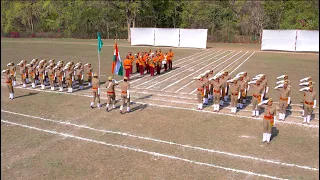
[14, 92, 39, 99]
[130, 103, 148, 112]
[271, 126, 279, 141]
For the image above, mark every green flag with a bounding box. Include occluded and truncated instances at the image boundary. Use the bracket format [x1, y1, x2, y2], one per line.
[97, 32, 103, 52]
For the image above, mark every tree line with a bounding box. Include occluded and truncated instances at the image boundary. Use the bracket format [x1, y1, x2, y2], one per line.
[1, 0, 319, 43]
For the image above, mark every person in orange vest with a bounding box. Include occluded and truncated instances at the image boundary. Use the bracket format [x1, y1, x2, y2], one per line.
[135, 52, 140, 73]
[138, 53, 145, 76]
[167, 49, 174, 70]
[143, 52, 149, 74]
[158, 49, 164, 73]
[156, 53, 162, 75]
[129, 52, 134, 74]
[150, 53, 156, 76]
[3, 69, 14, 99]
[124, 55, 132, 80]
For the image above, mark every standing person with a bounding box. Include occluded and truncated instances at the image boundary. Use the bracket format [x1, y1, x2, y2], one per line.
[84, 63, 93, 87]
[241, 72, 250, 102]
[129, 52, 134, 74]
[138, 53, 145, 76]
[135, 53, 140, 73]
[74, 65, 84, 90]
[143, 52, 150, 74]
[119, 76, 131, 114]
[203, 71, 210, 105]
[194, 75, 205, 110]
[163, 53, 168, 72]
[208, 70, 214, 101]
[219, 73, 227, 106]
[38, 64, 45, 90]
[248, 79, 264, 117]
[150, 54, 156, 77]
[90, 73, 102, 108]
[300, 85, 316, 124]
[223, 71, 231, 101]
[7, 62, 17, 87]
[47, 64, 55, 91]
[229, 78, 240, 114]
[212, 75, 223, 112]
[156, 53, 162, 75]
[238, 75, 247, 109]
[56, 64, 64, 92]
[106, 76, 118, 112]
[158, 49, 164, 73]
[167, 49, 174, 70]
[299, 76, 312, 116]
[258, 98, 277, 144]
[274, 81, 291, 121]
[3, 69, 14, 99]
[65, 65, 73, 93]
[124, 55, 132, 80]
[27, 64, 36, 88]
[17, 60, 27, 87]
[260, 75, 268, 100]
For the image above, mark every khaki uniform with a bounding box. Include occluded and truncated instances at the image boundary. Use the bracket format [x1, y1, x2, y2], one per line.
[196, 80, 205, 103]
[28, 66, 35, 84]
[261, 78, 268, 99]
[250, 84, 264, 111]
[5, 74, 13, 93]
[56, 68, 63, 88]
[212, 80, 223, 104]
[260, 104, 277, 133]
[106, 81, 118, 105]
[220, 76, 226, 99]
[230, 83, 240, 108]
[244, 75, 250, 96]
[75, 68, 83, 87]
[303, 91, 316, 116]
[47, 68, 55, 87]
[92, 77, 100, 105]
[276, 87, 290, 114]
[224, 75, 231, 98]
[19, 64, 27, 85]
[38, 68, 45, 85]
[120, 81, 130, 109]
[208, 73, 214, 98]
[203, 76, 209, 102]
[238, 79, 247, 104]
[86, 67, 93, 84]
[9, 66, 16, 82]
[65, 69, 73, 88]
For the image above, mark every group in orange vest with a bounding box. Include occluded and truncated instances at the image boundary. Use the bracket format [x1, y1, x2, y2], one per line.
[123, 49, 174, 79]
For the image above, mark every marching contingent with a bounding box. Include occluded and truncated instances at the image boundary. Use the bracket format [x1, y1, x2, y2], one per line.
[1, 48, 317, 143]
[2, 48, 175, 114]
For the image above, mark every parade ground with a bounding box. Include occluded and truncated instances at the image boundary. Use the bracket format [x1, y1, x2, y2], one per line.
[1, 38, 319, 179]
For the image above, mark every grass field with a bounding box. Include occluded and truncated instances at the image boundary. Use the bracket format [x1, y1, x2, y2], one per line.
[1, 38, 319, 180]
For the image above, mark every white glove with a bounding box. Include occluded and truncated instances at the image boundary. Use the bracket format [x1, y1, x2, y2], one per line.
[127, 90, 130, 98]
[81, 74, 84, 80]
[277, 75, 285, 80]
[261, 94, 264, 101]
[204, 88, 206, 95]
[72, 76, 74, 81]
[288, 97, 291, 105]
[237, 92, 241, 99]
[225, 87, 228, 94]
[300, 77, 311, 82]
[276, 80, 284, 85]
[299, 82, 309, 86]
[274, 84, 284, 89]
[313, 100, 316, 108]
[258, 100, 268, 106]
[247, 85, 250, 91]
[300, 87, 309, 92]
[98, 88, 100, 95]
[266, 87, 269, 93]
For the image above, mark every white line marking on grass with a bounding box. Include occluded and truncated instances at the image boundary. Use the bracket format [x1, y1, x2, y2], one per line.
[161, 51, 241, 91]
[181, 51, 249, 93]
[230, 51, 255, 75]
[129, 50, 219, 84]
[2, 110, 318, 172]
[0, 119, 292, 179]
[132, 50, 225, 86]
[4, 84, 318, 128]
[145, 51, 234, 89]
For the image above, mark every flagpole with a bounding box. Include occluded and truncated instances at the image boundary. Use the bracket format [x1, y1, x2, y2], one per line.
[98, 49, 101, 78]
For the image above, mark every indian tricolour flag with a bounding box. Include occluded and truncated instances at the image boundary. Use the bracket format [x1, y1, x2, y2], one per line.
[112, 41, 123, 76]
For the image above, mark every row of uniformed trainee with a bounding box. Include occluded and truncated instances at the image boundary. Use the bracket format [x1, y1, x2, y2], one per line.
[194, 71, 316, 124]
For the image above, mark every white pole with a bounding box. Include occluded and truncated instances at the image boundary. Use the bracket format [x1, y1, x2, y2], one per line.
[98, 50, 101, 78]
